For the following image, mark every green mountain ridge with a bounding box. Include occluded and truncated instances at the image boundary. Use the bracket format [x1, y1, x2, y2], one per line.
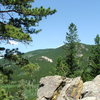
[23, 43, 92, 83]
[0, 43, 93, 83]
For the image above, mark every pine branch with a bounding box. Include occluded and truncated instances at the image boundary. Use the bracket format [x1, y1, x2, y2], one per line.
[0, 10, 16, 13]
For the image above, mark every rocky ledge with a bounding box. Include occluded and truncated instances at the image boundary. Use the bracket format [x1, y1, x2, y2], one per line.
[37, 75, 100, 100]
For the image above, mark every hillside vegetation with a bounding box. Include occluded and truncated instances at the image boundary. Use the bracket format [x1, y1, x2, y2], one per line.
[24, 43, 92, 82]
[0, 43, 97, 99]
[0, 43, 92, 82]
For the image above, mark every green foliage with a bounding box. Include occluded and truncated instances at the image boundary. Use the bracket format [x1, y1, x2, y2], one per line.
[89, 34, 100, 77]
[22, 63, 40, 77]
[0, 0, 56, 42]
[95, 34, 100, 45]
[81, 34, 100, 81]
[15, 79, 26, 100]
[81, 65, 93, 82]
[23, 43, 93, 83]
[15, 79, 38, 100]
[66, 23, 79, 43]
[4, 48, 22, 62]
[56, 23, 80, 77]
[0, 72, 8, 84]
[0, 64, 13, 82]
[3, 24, 31, 42]
[0, 88, 14, 100]
[55, 57, 69, 76]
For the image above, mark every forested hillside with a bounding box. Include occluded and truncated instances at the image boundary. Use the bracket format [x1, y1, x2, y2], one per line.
[0, 43, 92, 83]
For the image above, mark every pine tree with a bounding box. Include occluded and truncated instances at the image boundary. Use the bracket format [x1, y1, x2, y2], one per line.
[56, 23, 80, 77]
[65, 23, 80, 77]
[0, 0, 56, 65]
[89, 34, 100, 77]
[0, 0, 56, 81]
[0, 0, 56, 43]
[82, 34, 100, 81]
[0, 0, 56, 67]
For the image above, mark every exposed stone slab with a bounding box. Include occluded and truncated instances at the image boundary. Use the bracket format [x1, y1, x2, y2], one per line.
[81, 75, 100, 99]
[37, 75, 100, 100]
[37, 75, 64, 100]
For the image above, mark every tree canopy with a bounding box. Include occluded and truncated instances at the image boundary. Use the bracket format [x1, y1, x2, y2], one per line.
[90, 34, 100, 77]
[82, 34, 100, 81]
[0, 0, 56, 43]
[56, 23, 80, 78]
[65, 23, 80, 77]
[0, 0, 56, 84]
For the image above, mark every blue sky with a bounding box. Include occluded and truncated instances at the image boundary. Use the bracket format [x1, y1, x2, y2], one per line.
[1, 0, 100, 52]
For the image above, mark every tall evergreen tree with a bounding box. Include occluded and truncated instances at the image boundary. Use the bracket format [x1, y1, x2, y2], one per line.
[82, 34, 100, 81]
[89, 34, 100, 77]
[56, 23, 80, 77]
[65, 23, 80, 77]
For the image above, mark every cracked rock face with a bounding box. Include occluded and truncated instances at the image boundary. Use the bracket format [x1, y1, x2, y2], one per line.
[56, 77, 83, 100]
[81, 75, 100, 100]
[37, 75, 65, 100]
[37, 75, 100, 100]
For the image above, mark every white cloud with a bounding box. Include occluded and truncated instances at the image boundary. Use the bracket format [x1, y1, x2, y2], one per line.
[8, 40, 18, 45]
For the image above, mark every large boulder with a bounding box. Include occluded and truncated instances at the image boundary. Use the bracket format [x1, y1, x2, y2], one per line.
[81, 75, 100, 100]
[37, 75, 100, 100]
[37, 75, 64, 100]
[57, 77, 83, 100]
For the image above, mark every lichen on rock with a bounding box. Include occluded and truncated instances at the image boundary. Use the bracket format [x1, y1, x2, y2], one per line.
[37, 75, 100, 100]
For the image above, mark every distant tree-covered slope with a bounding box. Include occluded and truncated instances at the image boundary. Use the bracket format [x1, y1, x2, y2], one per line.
[0, 43, 93, 83]
[23, 43, 92, 82]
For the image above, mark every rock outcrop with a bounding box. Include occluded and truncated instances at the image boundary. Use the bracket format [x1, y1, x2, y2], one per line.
[37, 76, 64, 100]
[37, 75, 100, 100]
